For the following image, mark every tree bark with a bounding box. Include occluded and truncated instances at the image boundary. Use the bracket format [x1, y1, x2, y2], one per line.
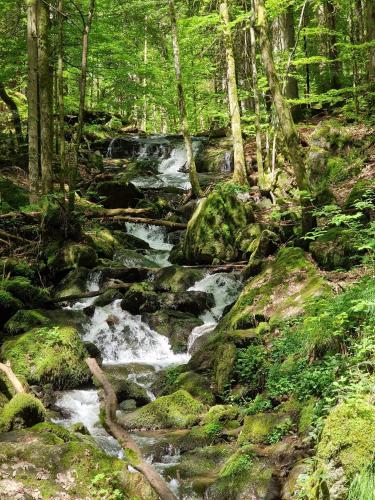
[38, 0, 53, 194]
[26, 0, 40, 203]
[366, 0, 375, 88]
[0, 82, 23, 148]
[324, 0, 341, 90]
[250, 3, 265, 189]
[280, 5, 299, 100]
[85, 358, 177, 500]
[69, 0, 96, 213]
[0, 362, 25, 394]
[168, 0, 202, 197]
[57, 0, 66, 194]
[220, 1, 247, 186]
[253, 0, 313, 235]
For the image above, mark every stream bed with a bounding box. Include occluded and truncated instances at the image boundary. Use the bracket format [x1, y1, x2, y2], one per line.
[52, 136, 243, 498]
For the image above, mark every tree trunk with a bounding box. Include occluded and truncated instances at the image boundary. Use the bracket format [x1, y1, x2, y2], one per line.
[26, 0, 40, 203]
[0, 362, 25, 394]
[220, 1, 247, 186]
[366, 0, 375, 88]
[250, 3, 265, 189]
[253, 0, 313, 235]
[0, 82, 23, 149]
[280, 5, 299, 100]
[57, 0, 66, 194]
[324, 0, 341, 90]
[168, 0, 201, 197]
[38, 0, 53, 194]
[69, 0, 96, 213]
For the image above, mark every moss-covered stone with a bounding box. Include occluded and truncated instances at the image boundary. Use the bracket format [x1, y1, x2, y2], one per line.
[47, 242, 98, 276]
[53, 267, 89, 298]
[118, 390, 204, 430]
[219, 247, 329, 332]
[214, 342, 236, 393]
[95, 179, 144, 208]
[344, 179, 374, 208]
[103, 366, 151, 406]
[4, 310, 49, 336]
[0, 176, 28, 212]
[153, 265, 204, 293]
[0, 426, 156, 499]
[0, 393, 45, 432]
[202, 405, 239, 426]
[183, 183, 254, 264]
[1, 326, 90, 389]
[0, 277, 49, 307]
[0, 258, 34, 279]
[93, 288, 123, 307]
[310, 227, 361, 270]
[121, 282, 161, 314]
[85, 228, 118, 259]
[195, 137, 233, 173]
[172, 371, 215, 405]
[298, 397, 318, 434]
[0, 290, 23, 327]
[238, 412, 285, 445]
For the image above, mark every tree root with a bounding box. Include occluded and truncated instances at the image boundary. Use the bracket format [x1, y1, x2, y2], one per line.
[85, 358, 177, 500]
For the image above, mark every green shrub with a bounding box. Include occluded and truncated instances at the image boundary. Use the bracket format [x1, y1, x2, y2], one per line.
[234, 344, 268, 392]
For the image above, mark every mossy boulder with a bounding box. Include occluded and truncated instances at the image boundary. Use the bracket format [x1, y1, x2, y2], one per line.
[142, 310, 203, 353]
[0, 176, 28, 212]
[0, 258, 34, 279]
[0, 290, 23, 327]
[47, 242, 98, 276]
[344, 178, 374, 208]
[307, 398, 375, 497]
[95, 179, 144, 208]
[214, 342, 236, 393]
[195, 137, 233, 173]
[85, 228, 118, 259]
[93, 288, 123, 307]
[238, 412, 289, 445]
[53, 267, 89, 298]
[0, 426, 156, 499]
[4, 310, 49, 336]
[0, 277, 49, 307]
[183, 183, 254, 264]
[118, 390, 204, 430]
[1, 326, 90, 389]
[103, 365, 151, 406]
[310, 227, 361, 270]
[0, 393, 45, 432]
[114, 230, 150, 250]
[171, 371, 215, 405]
[219, 247, 329, 332]
[121, 282, 161, 314]
[153, 265, 204, 293]
[202, 405, 239, 426]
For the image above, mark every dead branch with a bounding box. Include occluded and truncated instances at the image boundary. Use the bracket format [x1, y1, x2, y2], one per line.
[0, 361, 25, 394]
[51, 280, 131, 303]
[0, 229, 34, 244]
[106, 215, 187, 229]
[85, 358, 177, 500]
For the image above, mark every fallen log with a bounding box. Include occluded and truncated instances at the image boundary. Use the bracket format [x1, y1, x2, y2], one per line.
[0, 228, 33, 244]
[85, 358, 177, 500]
[0, 361, 25, 394]
[183, 261, 247, 272]
[0, 207, 151, 220]
[51, 281, 131, 303]
[107, 215, 187, 230]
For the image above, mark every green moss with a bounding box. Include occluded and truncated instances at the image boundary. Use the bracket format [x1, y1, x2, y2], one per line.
[0, 258, 34, 279]
[4, 309, 49, 336]
[0, 393, 45, 432]
[119, 390, 205, 430]
[0, 289, 23, 326]
[202, 405, 239, 426]
[218, 247, 329, 333]
[172, 371, 215, 405]
[238, 412, 285, 445]
[47, 242, 98, 274]
[1, 326, 90, 389]
[310, 227, 360, 270]
[154, 266, 204, 293]
[298, 397, 318, 434]
[0, 176, 28, 211]
[183, 182, 254, 264]
[32, 421, 78, 442]
[214, 342, 236, 393]
[0, 277, 49, 307]
[86, 228, 117, 259]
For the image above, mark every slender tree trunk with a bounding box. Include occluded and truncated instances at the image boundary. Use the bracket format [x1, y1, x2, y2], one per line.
[69, 0, 96, 213]
[38, 0, 53, 194]
[168, 0, 201, 197]
[57, 0, 65, 194]
[324, 0, 341, 90]
[366, 0, 375, 88]
[253, 0, 313, 235]
[0, 82, 23, 150]
[250, 3, 265, 189]
[280, 5, 299, 100]
[26, 0, 40, 203]
[142, 18, 148, 132]
[220, 0, 247, 186]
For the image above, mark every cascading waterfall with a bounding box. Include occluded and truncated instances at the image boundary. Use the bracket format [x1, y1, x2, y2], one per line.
[124, 222, 173, 268]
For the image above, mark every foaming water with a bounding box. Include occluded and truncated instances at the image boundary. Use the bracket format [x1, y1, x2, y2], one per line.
[83, 300, 189, 368]
[53, 389, 123, 457]
[125, 223, 172, 267]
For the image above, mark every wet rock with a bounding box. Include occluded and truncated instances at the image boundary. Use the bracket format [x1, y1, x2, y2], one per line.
[93, 288, 123, 307]
[119, 399, 137, 411]
[53, 267, 89, 298]
[153, 265, 204, 293]
[106, 314, 120, 326]
[95, 180, 144, 208]
[47, 243, 98, 278]
[4, 310, 49, 336]
[83, 341, 102, 363]
[0, 393, 46, 432]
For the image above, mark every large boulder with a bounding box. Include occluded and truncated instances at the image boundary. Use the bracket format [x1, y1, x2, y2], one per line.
[95, 180, 144, 208]
[118, 390, 204, 430]
[0, 393, 45, 432]
[153, 266, 204, 293]
[1, 326, 90, 390]
[183, 183, 254, 264]
[103, 366, 151, 406]
[47, 243, 98, 276]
